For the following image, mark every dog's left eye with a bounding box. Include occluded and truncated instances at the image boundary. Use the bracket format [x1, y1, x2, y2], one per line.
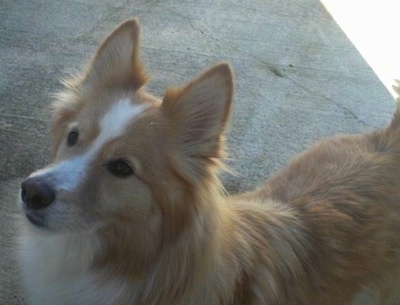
[105, 159, 134, 178]
[67, 130, 79, 146]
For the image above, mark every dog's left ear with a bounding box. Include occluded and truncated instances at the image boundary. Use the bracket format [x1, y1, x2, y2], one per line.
[80, 18, 148, 90]
[162, 63, 234, 179]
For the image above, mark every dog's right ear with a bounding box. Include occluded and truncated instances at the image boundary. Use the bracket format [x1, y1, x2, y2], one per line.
[162, 63, 234, 183]
[79, 19, 148, 90]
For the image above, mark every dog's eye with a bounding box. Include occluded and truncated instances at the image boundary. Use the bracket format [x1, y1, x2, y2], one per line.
[67, 130, 79, 146]
[105, 159, 133, 178]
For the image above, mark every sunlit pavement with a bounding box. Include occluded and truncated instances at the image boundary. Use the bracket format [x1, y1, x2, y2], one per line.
[322, 0, 400, 96]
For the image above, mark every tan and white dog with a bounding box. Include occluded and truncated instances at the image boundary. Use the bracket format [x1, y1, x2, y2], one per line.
[18, 19, 400, 305]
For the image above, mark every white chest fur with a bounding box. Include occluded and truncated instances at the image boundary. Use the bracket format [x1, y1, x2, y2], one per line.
[19, 228, 138, 305]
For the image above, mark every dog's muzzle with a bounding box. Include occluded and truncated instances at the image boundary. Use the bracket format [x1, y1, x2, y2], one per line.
[20, 177, 57, 227]
[21, 177, 56, 210]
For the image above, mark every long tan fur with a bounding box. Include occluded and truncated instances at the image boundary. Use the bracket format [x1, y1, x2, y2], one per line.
[19, 19, 400, 305]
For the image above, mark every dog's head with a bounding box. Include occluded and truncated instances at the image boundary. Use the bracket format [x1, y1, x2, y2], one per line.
[19, 19, 234, 237]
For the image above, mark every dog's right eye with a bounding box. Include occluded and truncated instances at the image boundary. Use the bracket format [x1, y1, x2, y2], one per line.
[67, 130, 79, 146]
[105, 159, 134, 178]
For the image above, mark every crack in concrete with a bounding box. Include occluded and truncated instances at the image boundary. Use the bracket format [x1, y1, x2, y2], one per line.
[232, 52, 368, 127]
[283, 75, 368, 126]
[163, 10, 368, 127]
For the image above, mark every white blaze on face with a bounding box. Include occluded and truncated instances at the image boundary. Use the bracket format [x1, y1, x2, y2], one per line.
[30, 99, 145, 192]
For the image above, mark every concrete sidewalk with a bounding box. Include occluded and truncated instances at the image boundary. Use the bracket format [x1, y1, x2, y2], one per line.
[0, 0, 395, 304]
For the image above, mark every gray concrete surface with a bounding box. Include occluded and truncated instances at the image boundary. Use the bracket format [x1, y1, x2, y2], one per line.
[0, 0, 395, 304]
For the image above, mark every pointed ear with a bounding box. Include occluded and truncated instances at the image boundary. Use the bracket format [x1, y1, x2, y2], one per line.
[80, 19, 148, 90]
[162, 63, 234, 173]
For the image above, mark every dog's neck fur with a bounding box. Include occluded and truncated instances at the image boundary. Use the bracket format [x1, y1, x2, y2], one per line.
[82, 176, 309, 305]
[90, 176, 228, 303]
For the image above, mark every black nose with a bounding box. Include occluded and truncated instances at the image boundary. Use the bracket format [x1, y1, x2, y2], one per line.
[21, 177, 56, 210]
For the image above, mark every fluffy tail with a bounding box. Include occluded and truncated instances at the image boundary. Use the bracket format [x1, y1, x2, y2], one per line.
[375, 81, 400, 153]
[394, 80, 400, 98]
[389, 80, 400, 130]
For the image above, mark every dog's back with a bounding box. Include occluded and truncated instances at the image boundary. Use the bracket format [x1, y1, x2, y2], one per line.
[238, 102, 400, 304]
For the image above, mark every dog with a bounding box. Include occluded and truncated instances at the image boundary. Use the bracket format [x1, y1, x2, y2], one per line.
[18, 18, 400, 305]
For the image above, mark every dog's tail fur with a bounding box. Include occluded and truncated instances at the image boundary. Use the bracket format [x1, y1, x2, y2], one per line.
[373, 80, 400, 153]
[389, 80, 400, 130]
